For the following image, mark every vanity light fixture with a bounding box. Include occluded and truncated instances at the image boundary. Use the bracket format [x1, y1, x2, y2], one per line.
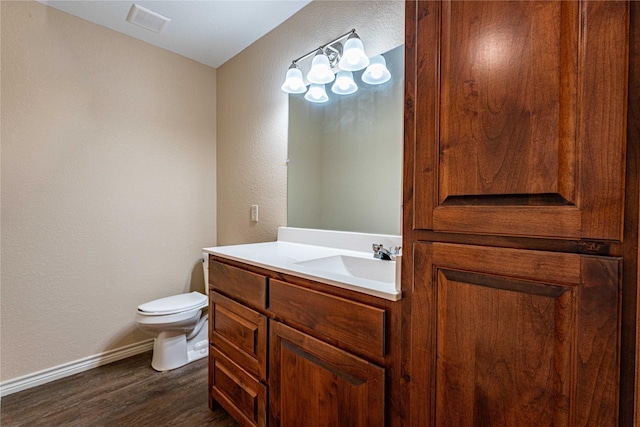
[281, 64, 306, 94]
[338, 33, 370, 71]
[332, 71, 358, 95]
[307, 51, 335, 84]
[281, 29, 391, 103]
[305, 84, 329, 103]
[362, 55, 391, 85]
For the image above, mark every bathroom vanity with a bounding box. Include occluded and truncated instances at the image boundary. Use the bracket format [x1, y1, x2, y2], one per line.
[204, 228, 403, 427]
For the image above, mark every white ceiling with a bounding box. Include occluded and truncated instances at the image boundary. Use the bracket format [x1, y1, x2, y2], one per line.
[38, 0, 312, 68]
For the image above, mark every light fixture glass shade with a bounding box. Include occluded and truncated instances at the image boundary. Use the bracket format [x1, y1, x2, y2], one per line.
[338, 34, 370, 71]
[362, 55, 391, 85]
[331, 71, 358, 95]
[307, 52, 335, 84]
[281, 65, 307, 94]
[304, 84, 329, 103]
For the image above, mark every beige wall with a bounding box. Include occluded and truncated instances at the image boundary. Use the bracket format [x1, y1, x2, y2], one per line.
[217, 1, 404, 245]
[1, 1, 216, 381]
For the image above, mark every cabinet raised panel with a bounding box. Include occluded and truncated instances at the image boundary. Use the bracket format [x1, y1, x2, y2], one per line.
[410, 242, 620, 426]
[208, 260, 267, 309]
[210, 292, 267, 380]
[269, 321, 385, 427]
[413, 0, 628, 240]
[209, 348, 267, 427]
[269, 279, 386, 359]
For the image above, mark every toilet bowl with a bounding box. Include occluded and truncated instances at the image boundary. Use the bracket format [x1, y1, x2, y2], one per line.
[135, 256, 210, 371]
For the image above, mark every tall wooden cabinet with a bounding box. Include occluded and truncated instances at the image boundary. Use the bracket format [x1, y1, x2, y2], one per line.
[403, 1, 638, 425]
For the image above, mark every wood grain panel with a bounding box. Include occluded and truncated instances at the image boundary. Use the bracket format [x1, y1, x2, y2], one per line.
[435, 270, 574, 425]
[208, 258, 267, 309]
[432, 242, 581, 285]
[210, 292, 267, 380]
[576, 256, 620, 426]
[410, 242, 621, 426]
[412, 0, 628, 240]
[214, 306, 257, 356]
[210, 348, 266, 427]
[413, 0, 440, 231]
[269, 279, 386, 359]
[432, 205, 581, 239]
[269, 321, 385, 427]
[409, 242, 435, 427]
[439, 1, 565, 200]
[578, 1, 629, 240]
[629, 2, 640, 424]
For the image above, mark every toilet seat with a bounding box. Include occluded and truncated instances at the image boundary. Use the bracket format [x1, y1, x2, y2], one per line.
[135, 306, 204, 326]
[137, 291, 207, 316]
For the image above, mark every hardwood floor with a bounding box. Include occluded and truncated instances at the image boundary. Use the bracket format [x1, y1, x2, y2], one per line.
[1, 351, 238, 426]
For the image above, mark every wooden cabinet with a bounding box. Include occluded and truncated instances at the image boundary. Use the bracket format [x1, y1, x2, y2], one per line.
[411, 0, 628, 241]
[404, 0, 637, 425]
[208, 258, 267, 309]
[208, 258, 395, 426]
[210, 292, 267, 380]
[209, 347, 267, 427]
[410, 243, 620, 425]
[208, 262, 269, 427]
[269, 321, 385, 427]
[269, 279, 386, 360]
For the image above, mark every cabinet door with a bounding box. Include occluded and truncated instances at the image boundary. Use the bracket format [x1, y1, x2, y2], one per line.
[269, 321, 385, 427]
[410, 242, 620, 426]
[412, 0, 628, 240]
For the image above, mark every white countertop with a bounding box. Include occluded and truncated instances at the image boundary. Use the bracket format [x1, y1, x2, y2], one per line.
[204, 227, 402, 301]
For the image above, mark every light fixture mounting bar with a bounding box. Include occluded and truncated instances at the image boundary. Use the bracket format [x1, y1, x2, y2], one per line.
[289, 29, 356, 65]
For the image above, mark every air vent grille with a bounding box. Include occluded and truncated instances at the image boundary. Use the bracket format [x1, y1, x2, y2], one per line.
[126, 4, 170, 33]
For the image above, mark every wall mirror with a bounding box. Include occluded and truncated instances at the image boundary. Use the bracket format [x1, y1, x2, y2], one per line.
[287, 44, 403, 235]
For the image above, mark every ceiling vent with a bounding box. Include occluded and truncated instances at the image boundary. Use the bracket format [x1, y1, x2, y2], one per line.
[126, 4, 170, 33]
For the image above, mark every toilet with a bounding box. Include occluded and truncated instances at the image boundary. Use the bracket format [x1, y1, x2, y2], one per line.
[135, 255, 210, 371]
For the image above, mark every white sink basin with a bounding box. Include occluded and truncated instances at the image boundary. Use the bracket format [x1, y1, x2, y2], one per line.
[295, 255, 395, 284]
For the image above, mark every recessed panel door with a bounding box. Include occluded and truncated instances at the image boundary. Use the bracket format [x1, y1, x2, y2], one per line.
[413, 0, 628, 240]
[410, 242, 620, 426]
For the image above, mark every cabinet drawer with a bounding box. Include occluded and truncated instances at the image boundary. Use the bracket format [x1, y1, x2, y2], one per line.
[269, 279, 386, 359]
[209, 258, 267, 309]
[210, 347, 267, 427]
[210, 292, 267, 380]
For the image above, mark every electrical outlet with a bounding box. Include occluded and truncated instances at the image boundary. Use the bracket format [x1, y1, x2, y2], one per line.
[251, 205, 259, 222]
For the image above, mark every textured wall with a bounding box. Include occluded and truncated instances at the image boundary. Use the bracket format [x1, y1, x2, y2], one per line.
[1, 1, 217, 381]
[216, 1, 404, 245]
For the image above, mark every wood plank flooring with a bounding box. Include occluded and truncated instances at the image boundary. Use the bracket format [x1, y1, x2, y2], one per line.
[1, 351, 238, 426]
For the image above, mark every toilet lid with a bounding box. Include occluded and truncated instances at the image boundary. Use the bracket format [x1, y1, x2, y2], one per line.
[138, 291, 207, 315]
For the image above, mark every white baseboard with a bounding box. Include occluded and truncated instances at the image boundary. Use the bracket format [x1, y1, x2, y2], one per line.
[0, 339, 154, 397]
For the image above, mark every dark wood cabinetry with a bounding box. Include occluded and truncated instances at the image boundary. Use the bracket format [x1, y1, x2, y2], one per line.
[269, 321, 385, 427]
[210, 292, 267, 380]
[209, 347, 267, 427]
[411, 243, 620, 425]
[404, 0, 637, 425]
[269, 279, 386, 360]
[208, 258, 399, 426]
[412, 0, 628, 241]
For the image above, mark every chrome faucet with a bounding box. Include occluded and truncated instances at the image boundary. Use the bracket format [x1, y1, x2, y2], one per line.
[372, 244, 401, 261]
